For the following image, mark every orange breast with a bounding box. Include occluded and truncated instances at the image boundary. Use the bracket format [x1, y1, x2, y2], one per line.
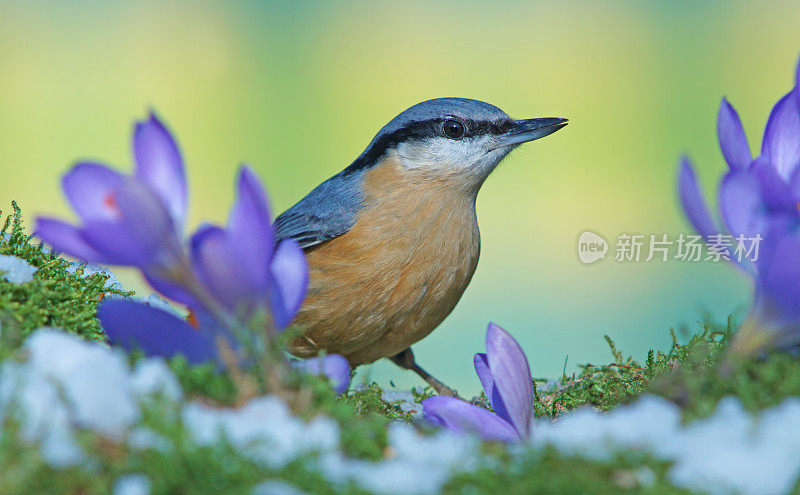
[287, 154, 481, 366]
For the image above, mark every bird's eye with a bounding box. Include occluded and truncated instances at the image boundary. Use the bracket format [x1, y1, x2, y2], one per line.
[442, 119, 465, 139]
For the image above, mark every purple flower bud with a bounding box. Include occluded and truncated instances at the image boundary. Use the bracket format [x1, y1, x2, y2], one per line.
[422, 323, 533, 442]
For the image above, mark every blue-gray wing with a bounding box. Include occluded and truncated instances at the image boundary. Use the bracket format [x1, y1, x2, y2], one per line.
[273, 170, 366, 249]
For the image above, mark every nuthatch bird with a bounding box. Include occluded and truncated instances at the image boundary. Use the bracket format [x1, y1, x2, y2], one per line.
[275, 98, 566, 395]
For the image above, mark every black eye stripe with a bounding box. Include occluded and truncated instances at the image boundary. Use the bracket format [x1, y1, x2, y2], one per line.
[343, 117, 514, 174]
[470, 120, 516, 135]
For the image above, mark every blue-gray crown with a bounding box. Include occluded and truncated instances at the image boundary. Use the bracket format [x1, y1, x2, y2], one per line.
[377, 97, 511, 138]
[344, 98, 513, 174]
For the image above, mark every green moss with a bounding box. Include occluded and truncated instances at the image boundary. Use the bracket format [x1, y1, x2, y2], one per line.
[444, 447, 691, 494]
[330, 383, 435, 461]
[0, 420, 103, 495]
[0, 202, 129, 349]
[650, 330, 800, 421]
[340, 382, 429, 423]
[166, 355, 239, 406]
[535, 315, 800, 423]
[532, 318, 728, 417]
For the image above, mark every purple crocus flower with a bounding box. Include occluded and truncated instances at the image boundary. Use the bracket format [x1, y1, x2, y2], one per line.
[37, 113, 341, 391]
[98, 164, 309, 357]
[679, 56, 800, 354]
[98, 298, 351, 394]
[190, 166, 308, 330]
[35, 113, 193, 304]
[422, 323, 533, 443]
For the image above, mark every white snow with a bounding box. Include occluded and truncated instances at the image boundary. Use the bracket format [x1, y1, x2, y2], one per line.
[533, 395, 682, 460]
[320, 424, 479, 495]
[0, 362, 85, 467]
[252, 480, 308, 495]
[533, 395, 800, 495]
[24, 329, 139, 437]
[0, 329, 181, 466]
[112, 473, 151, 495]
[667, 398, 800, 495]
[126, 427, 171, 452]
[182, 395, 340, 468]
[0, 254, 36, 283]
[130, 358, 183, 402]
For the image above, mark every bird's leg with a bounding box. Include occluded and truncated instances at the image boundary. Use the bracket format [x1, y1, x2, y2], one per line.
[390, 348, 461, 398]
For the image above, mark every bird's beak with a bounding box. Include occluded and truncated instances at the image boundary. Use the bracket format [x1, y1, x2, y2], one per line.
[489, 117, 568, 150]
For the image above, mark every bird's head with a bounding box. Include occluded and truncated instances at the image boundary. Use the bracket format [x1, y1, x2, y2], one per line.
[346, 97, 567, 189]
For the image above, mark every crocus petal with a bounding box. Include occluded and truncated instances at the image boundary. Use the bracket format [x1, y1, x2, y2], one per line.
[761, 90, 800, 180]
[789, 163, 800, 202]
[80, 220, 160, 267]
[796, 55, 800, 88]
[421, 396, 520, 443]
[79, 181, 180, 268]
[228, 167, 274, 287]
[143, 271, 199, 307]
[114, 179, 182, 265]
[268, 239, 308, 329]
[754, 227, 800, 325]
[473, 353, 512, 425]
[292, 354, 351, 394]
[750, 158, 796, 212]
[98, 299, 218, 364]
[473, 353, 493, 397]
[719, 170, 767, 239]
[678, 158, 719, 239]
[190, 224, 254, 309]
[133, 112, 187, 231]
[34, 217, 111, 263]
[717, 98, 751, 170]
[61, 163, 126, 222]
[485, 323, 533, 439]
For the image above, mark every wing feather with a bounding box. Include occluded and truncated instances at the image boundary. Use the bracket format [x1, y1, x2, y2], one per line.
[273, 170, 366, 249]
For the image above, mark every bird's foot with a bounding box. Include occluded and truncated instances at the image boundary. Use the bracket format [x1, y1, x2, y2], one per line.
[424, 375, 461, 398]
[390, 347, 461, 399]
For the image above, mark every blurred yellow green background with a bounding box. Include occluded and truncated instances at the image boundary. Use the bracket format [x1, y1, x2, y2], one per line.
[2, 0, 799, 393]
